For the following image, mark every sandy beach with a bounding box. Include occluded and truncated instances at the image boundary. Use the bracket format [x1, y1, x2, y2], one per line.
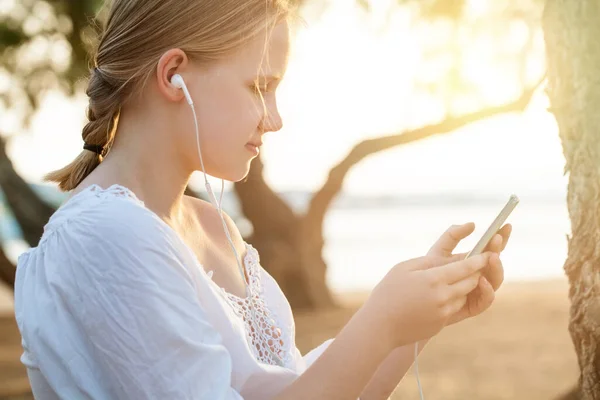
[0, 278, 578, 399]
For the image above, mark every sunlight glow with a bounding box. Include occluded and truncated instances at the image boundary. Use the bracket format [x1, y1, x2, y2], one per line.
[6, 0, 559, 201]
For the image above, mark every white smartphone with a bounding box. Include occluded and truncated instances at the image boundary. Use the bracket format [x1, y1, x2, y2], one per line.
[465, 194, 519, 258]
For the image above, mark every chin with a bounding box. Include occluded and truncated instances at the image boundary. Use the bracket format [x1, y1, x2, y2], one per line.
[231, 168, 252, 183]
[199, 153, 254, 181]
[209, 165, 251, 183]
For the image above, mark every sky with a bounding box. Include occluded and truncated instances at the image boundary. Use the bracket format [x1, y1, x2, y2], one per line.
[4, 0, 566, 200]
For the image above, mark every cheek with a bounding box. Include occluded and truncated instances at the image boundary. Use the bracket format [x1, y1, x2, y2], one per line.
[199, 92, 262, 138]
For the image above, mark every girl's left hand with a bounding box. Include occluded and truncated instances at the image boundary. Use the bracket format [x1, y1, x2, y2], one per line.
[426, 222, 512, 325]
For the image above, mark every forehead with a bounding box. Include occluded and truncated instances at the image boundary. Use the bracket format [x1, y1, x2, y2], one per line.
[221, 22, 290, 77]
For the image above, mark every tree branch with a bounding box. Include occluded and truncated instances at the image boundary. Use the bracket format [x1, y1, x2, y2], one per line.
[305, 76, 545, 230]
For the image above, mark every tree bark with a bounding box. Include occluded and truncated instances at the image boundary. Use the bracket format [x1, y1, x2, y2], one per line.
[544, 1, 600, 398]
[236, 84, 540, 310]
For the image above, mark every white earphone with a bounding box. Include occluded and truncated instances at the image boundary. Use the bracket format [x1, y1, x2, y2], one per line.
[170, 74, 194, 106]
[171, 73, 219, 209]
[170, 73, 285, 368]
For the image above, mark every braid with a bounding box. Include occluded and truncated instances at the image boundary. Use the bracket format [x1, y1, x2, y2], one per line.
[82, 68, 121, 156]
[45, 67, 122, 191]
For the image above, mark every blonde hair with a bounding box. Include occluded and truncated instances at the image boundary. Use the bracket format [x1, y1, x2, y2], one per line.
[46, 0, 293, 191]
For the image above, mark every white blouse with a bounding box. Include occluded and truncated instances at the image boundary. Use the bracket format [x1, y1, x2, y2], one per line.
[13, 185, 333, 400]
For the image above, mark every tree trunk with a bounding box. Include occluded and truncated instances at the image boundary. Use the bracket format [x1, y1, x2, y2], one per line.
[235, 84, 539, 310]
[0, 137, 55, 247]
[235, 156, 332, 310]
[544, 1, 600, 398]
[0, 244, 16, 289]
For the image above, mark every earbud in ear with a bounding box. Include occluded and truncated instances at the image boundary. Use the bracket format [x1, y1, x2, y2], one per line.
[170, 74, 194, 106]
[170, 74, 184, 88]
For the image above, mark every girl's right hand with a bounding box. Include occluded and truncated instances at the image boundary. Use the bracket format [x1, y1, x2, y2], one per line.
[364, 252, 497, 348]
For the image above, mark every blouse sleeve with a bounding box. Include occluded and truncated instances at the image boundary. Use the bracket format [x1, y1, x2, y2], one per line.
[15, 199, 244, 400]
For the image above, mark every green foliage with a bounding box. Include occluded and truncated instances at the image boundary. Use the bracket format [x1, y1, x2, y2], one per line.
[0, 0, 102, 128]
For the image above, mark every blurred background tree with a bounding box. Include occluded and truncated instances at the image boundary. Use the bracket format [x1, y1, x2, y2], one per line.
[0, 0, 541, 309]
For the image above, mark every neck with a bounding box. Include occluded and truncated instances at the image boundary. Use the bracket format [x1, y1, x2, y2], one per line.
[91, 113, 193, 225]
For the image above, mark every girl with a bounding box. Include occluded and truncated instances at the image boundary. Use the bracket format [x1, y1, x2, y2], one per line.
[14, 1, 510, 399]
